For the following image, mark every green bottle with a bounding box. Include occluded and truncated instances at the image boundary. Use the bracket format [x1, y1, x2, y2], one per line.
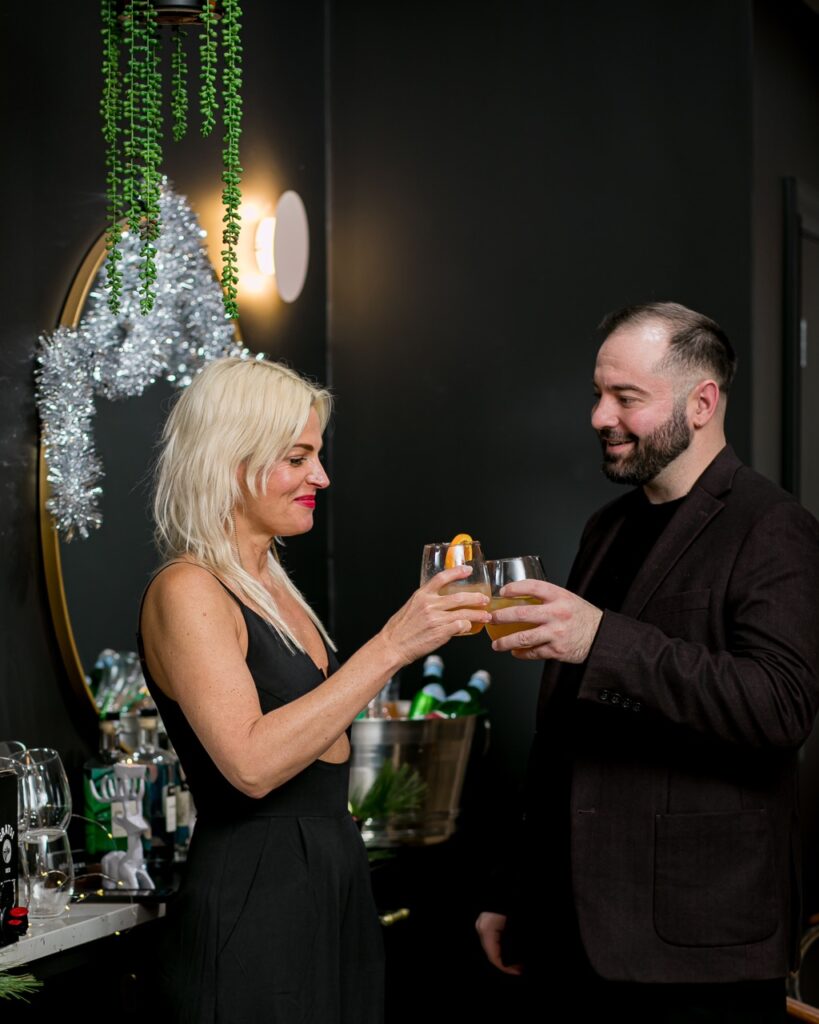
[83, 712, 128, 857]
[407, 655, 446, 718]
[464, 670, 491, 710]
[434, 671, 492, 718]
[431, 688, 474, 718]
[408, 682, 447, 719]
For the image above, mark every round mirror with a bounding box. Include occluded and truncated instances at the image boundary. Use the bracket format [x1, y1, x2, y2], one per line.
[39, 231, 242, 721]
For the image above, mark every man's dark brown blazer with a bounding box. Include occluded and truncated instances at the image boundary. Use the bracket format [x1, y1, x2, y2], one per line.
[529, 445, 819, 983]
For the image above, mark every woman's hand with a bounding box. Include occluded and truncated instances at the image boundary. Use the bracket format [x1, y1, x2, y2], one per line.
[378, 565, 491, 666]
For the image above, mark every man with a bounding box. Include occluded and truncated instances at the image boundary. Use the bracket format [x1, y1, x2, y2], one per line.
[476, 302, 819, 1021]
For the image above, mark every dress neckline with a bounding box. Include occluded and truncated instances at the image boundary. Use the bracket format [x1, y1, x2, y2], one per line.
[238, 599, 332, 680]
[144, 560, 333, 680]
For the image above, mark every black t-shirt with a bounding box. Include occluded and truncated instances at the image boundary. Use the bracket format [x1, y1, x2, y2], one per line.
[583, 490, 685, 614]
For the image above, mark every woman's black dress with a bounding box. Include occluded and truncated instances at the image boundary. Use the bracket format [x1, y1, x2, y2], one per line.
[137, 578, 384, 1024]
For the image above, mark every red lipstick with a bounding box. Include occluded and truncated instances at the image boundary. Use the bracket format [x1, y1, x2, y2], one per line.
[294, 496, 316, 509]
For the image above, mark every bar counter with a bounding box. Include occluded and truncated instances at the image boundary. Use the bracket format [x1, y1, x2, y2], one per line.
[0, 900, 165, 971]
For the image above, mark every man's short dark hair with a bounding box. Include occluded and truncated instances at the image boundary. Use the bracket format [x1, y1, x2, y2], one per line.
[598, 301, 738, 393]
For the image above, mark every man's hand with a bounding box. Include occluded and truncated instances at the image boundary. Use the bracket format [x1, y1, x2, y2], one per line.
[475, 911, 523, 976]
[489, 579, 603, 662]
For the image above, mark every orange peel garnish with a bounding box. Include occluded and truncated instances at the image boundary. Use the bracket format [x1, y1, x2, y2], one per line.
[445, 532, 473, 568]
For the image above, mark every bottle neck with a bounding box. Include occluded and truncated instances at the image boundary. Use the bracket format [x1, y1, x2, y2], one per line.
[99, 724, 120, 755]
[137, 725, 158, 751]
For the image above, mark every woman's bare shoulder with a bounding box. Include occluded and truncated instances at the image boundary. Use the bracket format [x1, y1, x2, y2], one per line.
[144, 560, 237, 625]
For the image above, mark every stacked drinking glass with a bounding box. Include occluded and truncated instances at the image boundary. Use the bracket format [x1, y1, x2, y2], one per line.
[7, 747, 74, 918]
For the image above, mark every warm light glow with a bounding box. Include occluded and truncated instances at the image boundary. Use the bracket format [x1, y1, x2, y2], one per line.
[255, 217, 276, 276]
[240, 272, 268, 295]
[240, 200, 265, 223]
[199, 183, 310, 309]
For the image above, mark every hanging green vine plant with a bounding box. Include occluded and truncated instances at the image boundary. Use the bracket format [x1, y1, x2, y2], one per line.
[220, 0, 243, 319]
[171, 27, 188, 143]
[100, 0, 244, 319]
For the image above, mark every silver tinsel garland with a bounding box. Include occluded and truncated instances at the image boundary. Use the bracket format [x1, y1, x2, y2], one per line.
[36, 183, 255, 540]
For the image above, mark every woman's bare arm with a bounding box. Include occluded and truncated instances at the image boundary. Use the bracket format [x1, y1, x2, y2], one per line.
[141, 562, 489, 797]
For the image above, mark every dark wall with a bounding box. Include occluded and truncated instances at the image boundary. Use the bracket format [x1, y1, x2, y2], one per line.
[751, 0, 819, 928]
[328, 0, 754, 813]
[751, 0, 819, 481]
[0, 2, 328, 774]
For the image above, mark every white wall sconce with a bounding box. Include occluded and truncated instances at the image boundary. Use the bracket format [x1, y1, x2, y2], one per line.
[254, 190, 310, 302]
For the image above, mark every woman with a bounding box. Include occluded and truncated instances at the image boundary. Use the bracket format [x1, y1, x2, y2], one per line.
[137, 357, 489, 1023]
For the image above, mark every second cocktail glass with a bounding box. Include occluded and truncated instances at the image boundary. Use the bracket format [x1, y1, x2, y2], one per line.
[485, 555, 546, 641]
[420, 539, 491, 636]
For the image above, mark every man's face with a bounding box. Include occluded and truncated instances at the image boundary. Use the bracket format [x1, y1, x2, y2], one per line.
[591, 320, 693, 487]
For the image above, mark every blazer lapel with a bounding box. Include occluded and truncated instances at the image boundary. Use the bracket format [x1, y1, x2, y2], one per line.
[570, 490, 643, 598]
[620, 445, 740, 618]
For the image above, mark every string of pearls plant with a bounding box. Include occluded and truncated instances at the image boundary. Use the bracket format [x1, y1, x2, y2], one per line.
[100, 0, 243, 319]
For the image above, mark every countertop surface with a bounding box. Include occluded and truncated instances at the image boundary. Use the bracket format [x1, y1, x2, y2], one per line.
[0, 900, 165, 970]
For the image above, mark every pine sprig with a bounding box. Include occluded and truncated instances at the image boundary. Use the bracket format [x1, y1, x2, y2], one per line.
[171, 26, 188, 142]
[199, 0, 218, 136]
[0, 970, 42, 1003]
[349, 762, 428, 821]
[101, 0, 124, 314]
[220, 0, 243, 319]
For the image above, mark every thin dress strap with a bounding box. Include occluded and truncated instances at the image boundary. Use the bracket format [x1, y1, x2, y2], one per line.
[138, 560, 244, 627]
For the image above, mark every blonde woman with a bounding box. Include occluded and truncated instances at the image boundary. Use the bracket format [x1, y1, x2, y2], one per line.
[137, 357, 489, 1023]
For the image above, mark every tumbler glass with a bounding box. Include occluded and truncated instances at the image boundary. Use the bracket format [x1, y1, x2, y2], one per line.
[20, 828, 74, 918]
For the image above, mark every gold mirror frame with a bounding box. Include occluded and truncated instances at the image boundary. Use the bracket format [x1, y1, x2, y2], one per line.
[39, 232, 111, 722]
[39, 215, 247, 722]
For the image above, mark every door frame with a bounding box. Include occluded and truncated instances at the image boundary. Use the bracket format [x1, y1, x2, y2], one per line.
[783, 177, 819, 496]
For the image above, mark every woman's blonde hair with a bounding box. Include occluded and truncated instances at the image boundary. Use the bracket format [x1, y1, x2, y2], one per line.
[153, 356, 334, 651]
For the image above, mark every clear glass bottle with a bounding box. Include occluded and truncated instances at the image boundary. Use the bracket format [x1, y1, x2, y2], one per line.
[173, 764, 195, 863]
[131, 708, 180, 867]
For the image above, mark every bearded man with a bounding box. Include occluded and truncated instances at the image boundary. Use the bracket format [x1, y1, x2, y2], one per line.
[476, 302, 819, 1022]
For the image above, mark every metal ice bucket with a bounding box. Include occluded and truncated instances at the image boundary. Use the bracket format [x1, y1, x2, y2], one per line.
[349, 716, 478, 847]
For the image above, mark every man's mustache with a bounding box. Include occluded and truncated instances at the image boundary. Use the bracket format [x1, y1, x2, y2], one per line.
[598, 428, 638, 445]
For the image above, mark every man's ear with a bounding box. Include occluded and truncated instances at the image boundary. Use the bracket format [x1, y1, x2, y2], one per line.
[690, 379, 720, 428]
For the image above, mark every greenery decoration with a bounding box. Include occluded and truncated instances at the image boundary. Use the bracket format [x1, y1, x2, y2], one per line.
[101, 0, 124, 311]
[171, 28, 188, 143]
[219, 0, 243, 319]
[101, 0, 244, 319]
[0, 969, 42, 1003]
[349, 762, 428, 822]
[199, 1, 218, 136]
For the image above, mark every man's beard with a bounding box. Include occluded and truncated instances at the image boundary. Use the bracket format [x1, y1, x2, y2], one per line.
[599, 399, 692, 486]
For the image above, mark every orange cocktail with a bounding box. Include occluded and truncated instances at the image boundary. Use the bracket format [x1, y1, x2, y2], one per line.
[486, 596, 542, 640]
[421, 534, 490, 637]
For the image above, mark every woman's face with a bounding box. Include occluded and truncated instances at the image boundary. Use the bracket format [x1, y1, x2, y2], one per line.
[240, 407, 329, 538]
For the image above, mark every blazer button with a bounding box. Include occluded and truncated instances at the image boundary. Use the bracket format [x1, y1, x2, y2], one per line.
[610, 692, 621, 705]
[632, 702, 642, 712]
[622, 697, 632, 709]
[599, 689, 609, 702]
